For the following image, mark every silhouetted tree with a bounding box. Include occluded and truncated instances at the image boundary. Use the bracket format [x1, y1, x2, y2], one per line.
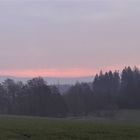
[64, 82, 93, 116]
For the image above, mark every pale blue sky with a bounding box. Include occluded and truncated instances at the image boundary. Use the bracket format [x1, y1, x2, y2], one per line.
[0, 0, 140, 77]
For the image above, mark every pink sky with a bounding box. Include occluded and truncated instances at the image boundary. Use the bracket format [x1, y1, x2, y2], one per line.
[0, 65, 136, 78]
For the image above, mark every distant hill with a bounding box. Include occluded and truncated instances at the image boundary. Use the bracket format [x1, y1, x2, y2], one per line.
[0, 76, 94, 85]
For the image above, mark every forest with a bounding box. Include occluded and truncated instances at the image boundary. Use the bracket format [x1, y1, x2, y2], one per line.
[0, 66, 139, 117]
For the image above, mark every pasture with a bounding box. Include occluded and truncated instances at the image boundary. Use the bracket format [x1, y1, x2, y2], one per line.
[0, 111, 140, 140]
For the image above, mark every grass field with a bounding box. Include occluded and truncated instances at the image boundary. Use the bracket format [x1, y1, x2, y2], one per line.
[0, 112, 140, 140]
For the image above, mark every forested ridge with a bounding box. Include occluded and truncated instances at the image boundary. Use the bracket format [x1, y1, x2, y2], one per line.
[0, 66, 140, 117]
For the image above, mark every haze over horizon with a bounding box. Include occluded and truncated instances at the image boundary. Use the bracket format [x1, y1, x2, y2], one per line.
[0, 0, 140, 77]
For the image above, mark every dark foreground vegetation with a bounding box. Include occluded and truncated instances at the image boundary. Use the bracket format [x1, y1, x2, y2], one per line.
[0, 66, 139, 117]
[0, 115, 140, 140]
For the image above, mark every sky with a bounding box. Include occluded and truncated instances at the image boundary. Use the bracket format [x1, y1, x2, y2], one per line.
[0, 0, 140, 77]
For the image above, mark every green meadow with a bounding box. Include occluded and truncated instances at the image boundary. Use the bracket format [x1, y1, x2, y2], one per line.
[0, 111, 140, 140]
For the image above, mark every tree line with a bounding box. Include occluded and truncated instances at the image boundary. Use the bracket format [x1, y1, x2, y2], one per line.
[0, 66, 139, 117]
[0, 77, 67, 117]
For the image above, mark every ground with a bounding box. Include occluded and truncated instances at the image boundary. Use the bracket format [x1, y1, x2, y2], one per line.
[0, 110, 140, 140]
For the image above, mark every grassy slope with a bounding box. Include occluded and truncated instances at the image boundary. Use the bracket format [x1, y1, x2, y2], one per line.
[0, 114, 140, 140]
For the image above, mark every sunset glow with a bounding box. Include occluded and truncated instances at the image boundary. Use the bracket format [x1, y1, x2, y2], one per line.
[0, 69, 98, 78]
[0, 65, 137, 78]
